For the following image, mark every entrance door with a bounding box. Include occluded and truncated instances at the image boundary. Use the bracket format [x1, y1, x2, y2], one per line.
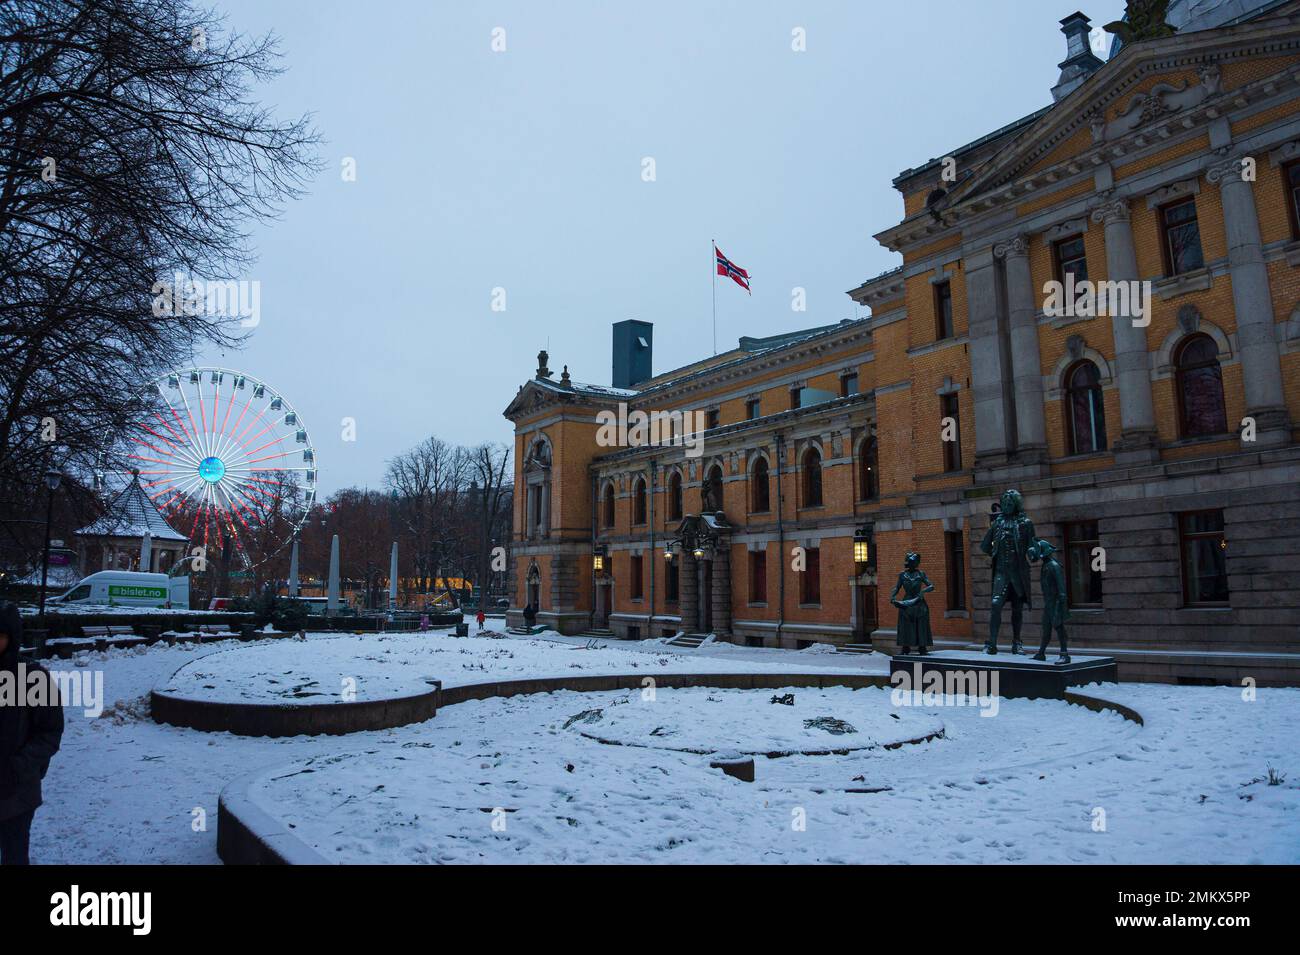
[594, 581, 610, 629]
[854, 582, 877, 639]
[699, 559, 713, 632]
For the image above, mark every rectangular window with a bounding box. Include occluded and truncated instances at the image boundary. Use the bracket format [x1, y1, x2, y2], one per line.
[944, 531, 966, 611]
[1064, 521, 1103, 607]
[801, 547, 821, 605]
[1053, 234, 1089, 315]
[1179, 510, 1229, 606]
[749, 550, 767, 603]
[665, 556, 679, 603]
[1287, 160, 1300, 240]
[940, 393, 961, 472]
[790, 386, 803, 410]
[841, 372, 859, 397]
[629, 554, 644, 600]
[706, 408, 719, 430]
[1160, 198, 1205, 276]
[934, 281, 953, 340]
[746, 397, 761, 420]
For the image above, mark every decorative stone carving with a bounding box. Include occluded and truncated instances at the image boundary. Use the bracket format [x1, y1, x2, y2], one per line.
[1144, 177, 1200, 209]
[1092, 63, 1219, 143]
[1177, 304, 1201, 335]
[1066, 334, 1085, 360]
[1206, 154, 1250, 187]
[993, 235, 1029, 259]
[1043, 218, 1088, 243]
[1090, 194, 1130, 224]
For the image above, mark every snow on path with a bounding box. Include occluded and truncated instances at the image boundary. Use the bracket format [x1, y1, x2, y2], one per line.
[26, 632, 1300, 864]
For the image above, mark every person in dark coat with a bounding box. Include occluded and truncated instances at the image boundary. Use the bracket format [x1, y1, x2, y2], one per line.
[0, 601, 63, 865]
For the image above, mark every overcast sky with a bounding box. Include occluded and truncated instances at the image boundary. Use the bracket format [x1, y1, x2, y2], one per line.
[206, 0, 1126, 493]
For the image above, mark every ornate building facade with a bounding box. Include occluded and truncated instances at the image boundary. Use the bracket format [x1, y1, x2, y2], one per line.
[505, 2, 1300, 685]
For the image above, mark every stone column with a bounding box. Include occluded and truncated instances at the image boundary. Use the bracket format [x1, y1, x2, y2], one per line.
[1091, 196, 1158, 463]
[711, 543, 731, 637]
[540, 481, 551, 537]
[679, 550, 698, 633]
[1208, 155, 1291, 447]
[964, 247, 1013, 470]
[994, 235, 1048, 461]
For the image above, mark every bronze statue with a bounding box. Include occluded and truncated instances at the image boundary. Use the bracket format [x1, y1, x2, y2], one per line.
[979, 489, 1035, 655]
[889, 551, 934, 656]
[1104, 0, 1177, 47]
[1030, 538, 1071, 664]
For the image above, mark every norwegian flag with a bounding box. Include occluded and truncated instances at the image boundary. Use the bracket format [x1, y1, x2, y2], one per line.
[715, 244, 751, 293]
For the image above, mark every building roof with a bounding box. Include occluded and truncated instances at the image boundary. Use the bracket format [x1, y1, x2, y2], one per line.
[1110, 0, 1292, 57]
[76, 475, 188, 542]
[896, 0, 1289, 191]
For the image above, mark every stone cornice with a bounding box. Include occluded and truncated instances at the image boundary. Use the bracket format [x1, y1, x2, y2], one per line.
[589, 392, 874, 472]
[874, 16, 1300, 256]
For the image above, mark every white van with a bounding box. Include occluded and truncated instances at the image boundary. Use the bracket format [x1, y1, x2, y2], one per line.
[49, 571, 190, 609]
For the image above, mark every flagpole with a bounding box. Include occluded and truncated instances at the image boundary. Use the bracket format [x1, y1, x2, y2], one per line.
[711, 239, 717, 356]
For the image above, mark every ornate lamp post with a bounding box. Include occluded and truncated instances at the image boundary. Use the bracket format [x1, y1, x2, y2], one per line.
[37, 468, 63, 618]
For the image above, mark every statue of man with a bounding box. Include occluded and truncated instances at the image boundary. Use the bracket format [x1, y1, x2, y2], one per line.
[979, 488, 1035, 655]
[1030, 538, 1071, 664]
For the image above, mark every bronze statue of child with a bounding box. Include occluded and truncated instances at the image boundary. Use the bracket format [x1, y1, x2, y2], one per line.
[890, 551, 935, 655]
[1029, 538, 1071, 664]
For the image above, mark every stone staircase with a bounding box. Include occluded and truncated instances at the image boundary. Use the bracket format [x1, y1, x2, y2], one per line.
[506, 625, 548, 636]
[573, 628, 615, 640]
[836, 643, 874, 655]
[666, 633, 709, 649]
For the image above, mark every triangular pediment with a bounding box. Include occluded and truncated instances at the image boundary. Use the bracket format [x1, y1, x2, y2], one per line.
[943, 9, 1300, 209]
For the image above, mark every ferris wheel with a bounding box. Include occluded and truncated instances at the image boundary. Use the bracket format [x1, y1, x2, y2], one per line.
[106, 367, 318, 568]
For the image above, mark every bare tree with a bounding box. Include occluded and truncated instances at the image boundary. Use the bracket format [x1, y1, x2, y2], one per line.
[383, 436, 467, 600]
[467, 442, 512, 605]
[0, 0, 319, 564]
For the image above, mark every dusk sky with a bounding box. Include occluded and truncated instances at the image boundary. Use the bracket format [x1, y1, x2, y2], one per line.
[205, 0, 1125, 493]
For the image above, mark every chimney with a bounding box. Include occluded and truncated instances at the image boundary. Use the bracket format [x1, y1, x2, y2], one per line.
[1051, 12, 1105, 102]
[611, 319, 653, 390]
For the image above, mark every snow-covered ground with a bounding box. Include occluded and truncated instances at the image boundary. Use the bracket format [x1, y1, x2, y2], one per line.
[561, 685, 944, 754]
[155, 630, 883, 704]
[27, 629, 1300, 864]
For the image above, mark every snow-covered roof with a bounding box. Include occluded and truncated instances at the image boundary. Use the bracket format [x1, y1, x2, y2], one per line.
[76, 476, 188, 542]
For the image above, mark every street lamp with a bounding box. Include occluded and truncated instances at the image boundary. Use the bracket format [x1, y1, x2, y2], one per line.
[37, 469, 63, 618]
[853, 525, 874, 569]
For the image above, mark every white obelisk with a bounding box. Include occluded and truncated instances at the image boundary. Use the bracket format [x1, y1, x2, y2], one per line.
[288, 539, 300, 598]
[327, 534, 340, 614]
[139, 531, 152, 572]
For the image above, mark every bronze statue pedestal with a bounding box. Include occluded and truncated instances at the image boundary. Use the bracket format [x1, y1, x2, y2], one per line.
[889, 650, 1119, 701]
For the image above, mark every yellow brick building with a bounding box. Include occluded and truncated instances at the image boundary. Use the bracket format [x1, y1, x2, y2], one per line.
[505, 2, 1300, 685]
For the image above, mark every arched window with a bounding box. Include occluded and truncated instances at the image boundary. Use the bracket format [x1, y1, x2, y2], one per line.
[633, 477, 647, 525]
[1176, 334, 1227, 438]
[667, 471, 683, 521]
[858, 438, 878, 500]
[1064, 360, 1108, 454]
[703, 465, 724, 513]
[601, 484, 615, 529]
[750, 456, 770, 513]
[802, 447, 823, 508]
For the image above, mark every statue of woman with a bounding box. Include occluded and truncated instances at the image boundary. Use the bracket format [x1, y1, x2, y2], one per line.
[889, 551, 935, 655]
